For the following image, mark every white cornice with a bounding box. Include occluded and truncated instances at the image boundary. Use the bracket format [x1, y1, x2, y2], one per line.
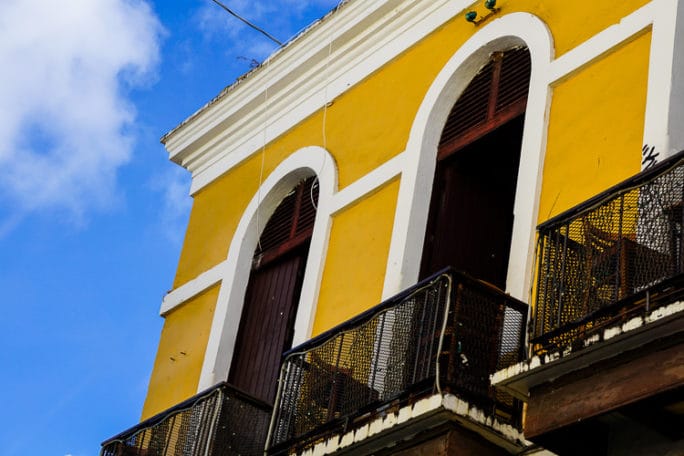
[162, 0, 472, 194]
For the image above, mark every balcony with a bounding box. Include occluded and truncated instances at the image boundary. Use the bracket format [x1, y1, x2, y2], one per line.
[101, 382, 271, 456]
[493, 153, 684, 452]
[266, 269, 528, 455]
[532, 152, 684, 355]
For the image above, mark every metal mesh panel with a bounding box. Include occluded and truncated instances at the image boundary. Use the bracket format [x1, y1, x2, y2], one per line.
[101, 383, 271, 456]
[442, 279, 527, 422]
[267, 270, 528, 454]
[533, 154, 684, 354]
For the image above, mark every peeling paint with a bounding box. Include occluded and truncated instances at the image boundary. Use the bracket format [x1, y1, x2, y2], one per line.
[367, 418, 383, 437]
[349, 425, 366, 444]
[279, 302, 684, 454]
[529, 355, 542, 370]
[292, 392, 532, 455]
[584, 333, 600, 347]
[441, 394, 528, 444]
[622, 316, 644, 332]
[604, 325, 622, 340]
[397, 406, 412, 424]
[311, 440, 326, 456]
[492, 300, 684, 386]
[339, 430, 354, 448]
[646, 300, 684, 322]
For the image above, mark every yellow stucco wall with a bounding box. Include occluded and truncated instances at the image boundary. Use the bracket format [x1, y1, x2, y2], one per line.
[147, 0, 655, 413]
[539, 29, 651, 222]
[142, 284, 219, 419]
[312, 178, 400, 335]
[498, 0, 650, 57]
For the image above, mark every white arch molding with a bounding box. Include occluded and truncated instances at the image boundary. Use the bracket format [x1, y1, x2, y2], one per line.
[197, 146, 338, 391]
[383, 13, 555, 302]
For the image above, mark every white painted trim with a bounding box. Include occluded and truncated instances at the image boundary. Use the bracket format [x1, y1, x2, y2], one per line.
[329, 152, 405, 215]
[165, 0, 664, 194]
[197, 147, 337, 391]
[663, 0, 684, 158]
[160, 261, 227, 315]
[163, 0, 477, 195]
[383, 13, 555, 303]
[159, 0, 675, 391]
[643, 0, 684, 164]
[547, 1, 656, 84]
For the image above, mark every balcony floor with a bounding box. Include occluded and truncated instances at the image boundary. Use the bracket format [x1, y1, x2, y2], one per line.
[492, 300, 684, 400]
[287, 393, 531, 456]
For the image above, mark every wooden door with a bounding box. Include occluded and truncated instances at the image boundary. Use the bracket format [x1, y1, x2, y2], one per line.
[420, 48, 530, 290]
[229, 177, 318, 404]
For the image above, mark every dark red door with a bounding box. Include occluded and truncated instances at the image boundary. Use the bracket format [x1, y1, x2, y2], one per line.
[229, 177, 318, 404]
[420, 48, 530, 290]
[229, 246, 308, 403]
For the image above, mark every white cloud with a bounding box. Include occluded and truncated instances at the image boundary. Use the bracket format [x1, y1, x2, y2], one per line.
[149, 165, 192, 245]
[0, 0, 164, 224]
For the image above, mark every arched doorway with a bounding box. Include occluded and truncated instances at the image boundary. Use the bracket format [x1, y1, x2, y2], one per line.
[228, 176, 319, 403]
[420, 47, 531, 290]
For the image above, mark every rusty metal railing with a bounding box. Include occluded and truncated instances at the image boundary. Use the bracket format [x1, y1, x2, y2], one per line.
[533, 151, 684, 355]
[266, 269, 528, 454]
[101, 382, 271, 456]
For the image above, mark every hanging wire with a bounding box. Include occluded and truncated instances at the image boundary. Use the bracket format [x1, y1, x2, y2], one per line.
[311, 26, 335, 211]
[256, 57, 273, 252]
[210, 0, 284, 46]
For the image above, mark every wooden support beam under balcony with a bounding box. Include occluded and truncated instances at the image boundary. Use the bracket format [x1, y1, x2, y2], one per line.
[524, 334, 684, 439]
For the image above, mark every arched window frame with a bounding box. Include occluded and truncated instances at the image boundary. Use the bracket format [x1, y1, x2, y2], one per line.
[383, 13, 555, 303]
[198, 146, 337, 391]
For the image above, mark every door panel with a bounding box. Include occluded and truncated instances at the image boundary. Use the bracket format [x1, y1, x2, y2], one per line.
[229, 246, 307, 403]
[229, 177, 317, 404]
[421, 115, 524, 289]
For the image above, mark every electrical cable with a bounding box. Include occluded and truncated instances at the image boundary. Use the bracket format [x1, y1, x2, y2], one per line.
[256, 57, 272, 253]
[210, 0, 283, 46]
[311, 26, 335, 211]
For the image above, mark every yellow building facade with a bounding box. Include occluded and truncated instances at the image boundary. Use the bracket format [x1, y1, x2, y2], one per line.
[103, 0, 684, 455]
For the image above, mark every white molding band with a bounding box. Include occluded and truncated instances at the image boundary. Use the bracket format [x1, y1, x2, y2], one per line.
[196, 147, 337, 391]
[329, 152, 405, 215]
[643, 0, 684, 163]
[547, 1, 656, 84]
[160, 151, 405, 317]
[160, 261, 227, 315]
[164, 3, 665, 314]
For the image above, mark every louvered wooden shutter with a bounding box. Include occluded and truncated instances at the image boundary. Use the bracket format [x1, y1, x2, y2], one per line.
[439, 47, 531, 159]
[255, 176, 319, 266]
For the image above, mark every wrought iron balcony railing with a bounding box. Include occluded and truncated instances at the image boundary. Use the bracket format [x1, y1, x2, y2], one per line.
[101, 382, 271, 456]
[266, 269, 528, 454]
[533, 151, 684, 355]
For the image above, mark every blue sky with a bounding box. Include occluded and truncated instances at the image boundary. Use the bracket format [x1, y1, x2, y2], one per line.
[0, 1, 339, 455]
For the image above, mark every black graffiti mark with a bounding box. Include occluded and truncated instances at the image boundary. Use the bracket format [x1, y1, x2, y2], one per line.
[642, 144, 659, 169]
